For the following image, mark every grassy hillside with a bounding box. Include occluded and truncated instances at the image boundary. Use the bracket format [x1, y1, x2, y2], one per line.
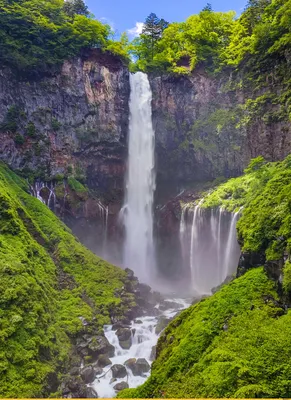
[0, 162, 135, 397]
[119, 155, 291, 398]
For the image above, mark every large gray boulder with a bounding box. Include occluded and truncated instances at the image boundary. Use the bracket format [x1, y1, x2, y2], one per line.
[114, 381, 129, 392]
[80, 365, 96, 384]
[111, 364, 127, 379]
[126, 358, 150, 376]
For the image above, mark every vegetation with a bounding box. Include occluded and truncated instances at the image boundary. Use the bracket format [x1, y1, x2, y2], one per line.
[0, 162, 136, 397]
[119, 267, 291, 398]
[0, 0, 129, 75]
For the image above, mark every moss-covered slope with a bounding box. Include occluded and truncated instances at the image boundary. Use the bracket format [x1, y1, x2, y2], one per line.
[0, 163, 135, 397]
[120, 268, 291, 398]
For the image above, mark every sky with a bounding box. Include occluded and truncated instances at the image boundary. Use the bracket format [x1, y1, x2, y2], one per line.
[86, 0, 248, 38]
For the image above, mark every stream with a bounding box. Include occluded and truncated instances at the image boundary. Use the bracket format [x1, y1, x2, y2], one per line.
[92, 298, 191, 397]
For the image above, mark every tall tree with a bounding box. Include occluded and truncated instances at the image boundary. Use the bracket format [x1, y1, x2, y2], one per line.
[63, 0, 89, 18]
[142, 13, 169, 60]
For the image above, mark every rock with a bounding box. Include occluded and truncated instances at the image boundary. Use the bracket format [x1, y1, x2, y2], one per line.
[69, 367, 80, 376]
[159, 300, 182, 311]
[114, 381, 129, 392]
[126, 358, 150, 376]
[81, 366, 96, 384]
[116, 327, 131, 341]
[112, 323, 130, 331]
[125, 268, 135, 279]
[119, 339, 132, 349]
[137, 283, 152, 296]
[87, 335, 115, 361]
[134, 319, 143, 324]
[93, 366, 103, 376]
[97, 354, 112, 368]
[150, 345, 157, 361]
[110, 378, 117, 384]
[124, 358, 136, 368]
[155, 316, 171, 334]
[85, 387, 98, 398]
[116, 327, 132, 349]
[111, 364, 127, 379]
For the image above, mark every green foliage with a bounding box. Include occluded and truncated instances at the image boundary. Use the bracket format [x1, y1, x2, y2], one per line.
[202, 155, 291, 261]
[25, 122, 37, 137]
[283, 260, 291, 293]
[51, 118, 62, 131]
[0, 0, 129, 74]
[67, 177, 88, 193]
[0, 162, 136, 397]
[119, 268, 291, 398]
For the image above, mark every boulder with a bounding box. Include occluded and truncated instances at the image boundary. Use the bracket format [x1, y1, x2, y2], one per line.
[80, 366, 96, 384]
[119, 338, 132, 350]
[155, 316, 171, 334]
[116, 327, 131, 341]
[126, 358, 150, 376]
[111, 364, 127, 379]
[114, 381, 129, 392]
[88, 336, 115, 361]
[124, 358, 136, 368]
[134, 319, 143, 324]
[116, 327, 132, 349]
[97, 354, 112, 368]
[69, 367, 80, 376]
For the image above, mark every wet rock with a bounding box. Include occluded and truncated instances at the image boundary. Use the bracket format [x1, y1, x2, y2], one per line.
[132, 328, 136, 336]
[93, 365, 103, 376]
[116, 327, 132, 349]
[87, 336, 115, 361]
[120, 338, 132, 349]
[112, 323, 130, 331]
[150, 345, 157, 361]
[85, 387, 98, 398]
[111, 364, 127, 379]
[137, 283, 152, 296]
[61, 376, 93, 398]
[116, 327, 131, 341]
[97, 354, 112, 368]
[125, 268, 135, 280]
[124, 358, 136, 368]
[110, 378, 117, 384]
[114, 381, 129, 392]
[155, 316, 171, 334]
[81, 366, 96, 384]
[126, 358, 150, 376]
[134, 319, 143, 324]
[159, 300, 182, 311]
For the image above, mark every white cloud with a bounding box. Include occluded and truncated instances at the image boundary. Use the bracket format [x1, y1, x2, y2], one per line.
[127, 22, 144, 38]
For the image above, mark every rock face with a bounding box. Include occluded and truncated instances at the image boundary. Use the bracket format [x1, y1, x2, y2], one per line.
[0, 49, 129, 196]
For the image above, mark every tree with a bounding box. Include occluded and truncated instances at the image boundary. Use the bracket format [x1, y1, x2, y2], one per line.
[202, 3, 213, 12]
[63, 0, 89, 18]
[142, 13, 169, 60]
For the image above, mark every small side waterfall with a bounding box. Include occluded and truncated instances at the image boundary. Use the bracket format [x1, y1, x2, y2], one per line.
[121, 72, 156, 283]
[180, 206, 241, 294]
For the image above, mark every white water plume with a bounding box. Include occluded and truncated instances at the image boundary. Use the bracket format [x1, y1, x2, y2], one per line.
[121, 72, 156, 283]
[180, 205, 241, 294]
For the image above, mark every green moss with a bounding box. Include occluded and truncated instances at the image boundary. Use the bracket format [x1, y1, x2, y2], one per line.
[0, 162, 136, 397]
[201, 155, 291, 261]
[119, 268, 291, 398]
[67, 177, 88, 194]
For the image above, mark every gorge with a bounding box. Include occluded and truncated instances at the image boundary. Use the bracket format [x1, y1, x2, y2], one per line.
[1, 0, 291, 398]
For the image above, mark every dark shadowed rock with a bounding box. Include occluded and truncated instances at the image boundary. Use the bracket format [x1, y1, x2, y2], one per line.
[87, 336, 115, 361]
[116, 327, 131, 341]
[125, 358, 150, 376]
[81, 366, 96, 384]
[85, 387, 98, 398]
[111, 364, 127, 379]
[97, 354, 112, 368]
[114, 381, 129, 392]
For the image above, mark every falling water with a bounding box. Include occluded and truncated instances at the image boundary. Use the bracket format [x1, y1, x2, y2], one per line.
[122, 72, 156, 283]
[180, 206, 241, 294]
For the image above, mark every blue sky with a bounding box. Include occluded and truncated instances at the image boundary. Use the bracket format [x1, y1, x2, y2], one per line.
[86, 0, 247, 38]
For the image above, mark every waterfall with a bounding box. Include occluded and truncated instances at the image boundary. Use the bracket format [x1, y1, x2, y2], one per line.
[122, 72, 156, 283]
[180, 206, 241, 294]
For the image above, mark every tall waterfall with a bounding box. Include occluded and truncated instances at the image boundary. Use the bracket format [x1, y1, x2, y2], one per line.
[180, 206, 241, 294]
[122, 72, 156, 283]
